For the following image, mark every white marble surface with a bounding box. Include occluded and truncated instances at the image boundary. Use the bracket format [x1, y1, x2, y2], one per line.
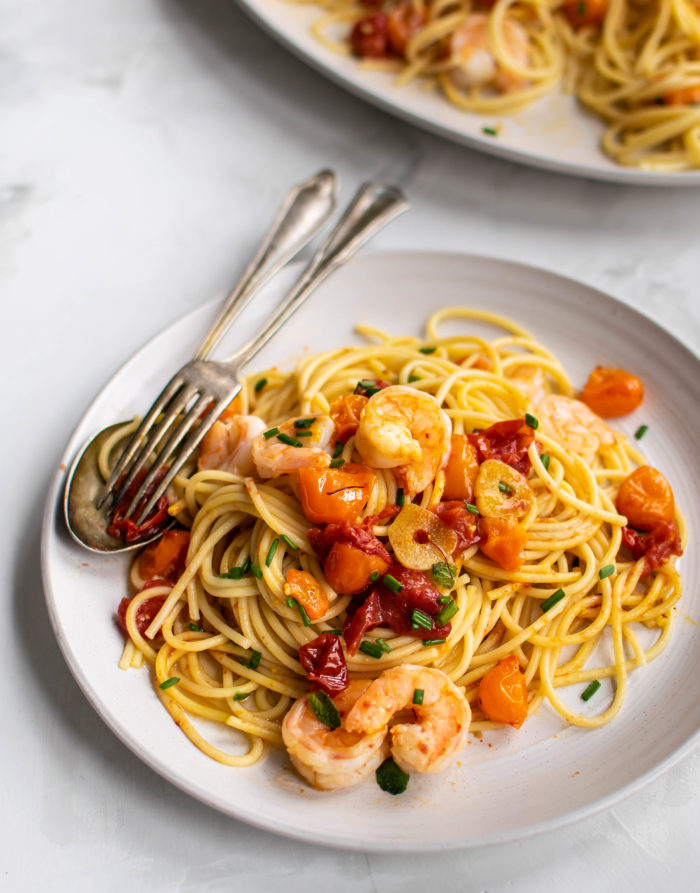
[3, 0, 700, 889]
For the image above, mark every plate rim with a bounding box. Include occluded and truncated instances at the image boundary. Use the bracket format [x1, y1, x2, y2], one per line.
[41, 250, 700, 851]
[234, 0, 700, 187]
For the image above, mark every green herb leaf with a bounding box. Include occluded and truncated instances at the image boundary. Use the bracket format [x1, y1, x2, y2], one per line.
[158, 677, 179, 690]
[581, 680, 601, 702]
[376, 757, 410, 795]
[307, 691, 341, 729]
[431, 561, 457, 588]
[540, 589, 566, 612]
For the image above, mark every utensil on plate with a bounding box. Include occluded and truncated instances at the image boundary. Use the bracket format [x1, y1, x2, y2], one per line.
[65, 180, 409, 554]
[64, 168, 339, 552]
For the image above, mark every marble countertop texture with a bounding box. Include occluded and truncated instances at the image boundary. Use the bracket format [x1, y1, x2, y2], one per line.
[2, 0, 699, 889]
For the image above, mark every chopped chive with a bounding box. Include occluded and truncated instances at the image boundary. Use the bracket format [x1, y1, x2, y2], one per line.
[541, 588, 566, 612]
[540, 453, 551, 471]
[188, 623, 204, 632]
[370, 571, 380, 582]
[329, 629, 343, 635]
[411, 608, 434, 631]
[296, 602, 311, 626]
[412, 688, 425, 705]
[263, 427, 279, 439]
[219, 566, 244, 579]
[233, 692, 250, 701]
[359, 640, 384, 659]
[599, 564, 615, 579]
[581, 680, 601, 701]
[423, 638, 447, 647]
[482, 126, 498, 137]
[377, 638, 392, 653]
[250, 562, 262, 579]
[329, 457, 345, 469]
[159, 677, 179, 690]
[242, 557, 251, 574]
[465, 502, 479, 515]
[419, 346, 437, 354]
[254, 378, 267, 393]
[332, 441, 344, 459]
[364, 387, 381, 397]
[265, 538, 279, 567]
[281, 534, 298, 551]
[525, 413, 539, 430]
[286, 596, 296, 608]
[498, 481, 514, 496]
[577, 1, 587, 13]
[294, 417, 315, 429]
[295, 430, 313, 437]
[435, 600, 459, 626]
[247, 650, 261, 670]
[382, 574, 403, 594]
[277, 432, 302, 448]
[357, 379, 376, 389]
[307, 690, 341, 729]
[437, 596, 452, 605]
[396, 487, 405, 507]
[376, 757, 410, 795]
[634, 425, 648, 440]
[408, 374, 421, 383]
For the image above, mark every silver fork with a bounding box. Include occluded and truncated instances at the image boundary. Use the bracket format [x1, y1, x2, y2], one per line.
[104, 180, 409, 529]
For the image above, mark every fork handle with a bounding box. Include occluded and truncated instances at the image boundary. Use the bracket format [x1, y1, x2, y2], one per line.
[227, 181, 409, 374]
[193, 169, 337, 361]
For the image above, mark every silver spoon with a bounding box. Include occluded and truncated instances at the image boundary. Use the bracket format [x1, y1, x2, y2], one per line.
[64, 170, 338, 553]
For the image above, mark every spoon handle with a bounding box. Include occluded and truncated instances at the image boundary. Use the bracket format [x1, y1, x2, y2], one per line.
[192, 170, 337, 361]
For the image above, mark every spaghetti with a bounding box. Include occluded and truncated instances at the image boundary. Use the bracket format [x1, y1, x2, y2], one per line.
[111, 308, 685, 786]
[290, 0, 700, 170]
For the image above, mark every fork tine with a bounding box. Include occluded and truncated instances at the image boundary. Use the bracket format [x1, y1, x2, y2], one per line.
[132, 393, 237, 525]
[123, 390, 219, 522]
[107, 384, 199, 509]
[97, 376, 187, 508]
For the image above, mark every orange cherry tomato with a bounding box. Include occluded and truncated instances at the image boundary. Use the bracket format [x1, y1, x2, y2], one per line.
[138, 529, 190, 583]
[297, 463, 375, 525]
[580, 367, 644, 418]
[479, 517, 528, 572]
[617, 465, 675, 531]
[329, 394, 368, 444]
[323, 542, 391, 594]
[284, 569, 329, 621]
[442, 434, 480, 501]
[478, 655, 528, 727]
[562, 0, 608, 28]
[664, 84, 700, 106]
[385, 4, 424, 57]
[220, 393, 244, 421]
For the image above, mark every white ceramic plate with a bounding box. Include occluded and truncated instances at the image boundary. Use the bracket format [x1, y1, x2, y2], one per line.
[236, 0, 700, 186]
[42, 252, 700, 851]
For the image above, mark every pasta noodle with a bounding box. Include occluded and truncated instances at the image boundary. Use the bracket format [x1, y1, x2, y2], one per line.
[288, 0, 700, 170]
[110, 307, 684, 779]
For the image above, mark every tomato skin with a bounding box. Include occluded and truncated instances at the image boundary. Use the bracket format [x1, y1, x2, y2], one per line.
[478, 656, 528, 727]
[433, 500, 480, 551]
[299, 633, 349, 695]
[562, 0, 607, 28]
[621, 522, 682, 576]
[298, 463, 375, 525]
[468, 419, 537, 477]
[138, 529, 190, 583]
[580, 367, 644, 418]
[385, 5, 424, 57]
[323, 542, 390, 594]
[117, 592, 167, 639]
[617, 466, 675, 531]
[329, 394, 367, 444]
[284, 569, 329, 621]
[478, 517, 527, 572]
[443, 434, 480, 501]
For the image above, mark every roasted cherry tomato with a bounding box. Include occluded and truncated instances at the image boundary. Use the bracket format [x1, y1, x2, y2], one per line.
[468, 418, 537, 477]
[138, 529, 190, 583]
[329, 394, 367, 444]
[478, 655, 528, 727]
[621, 522, 682, 576]
[117, 592, 167, 639]
[663, 84, 700, 106]
[562, 0, 608, 28]
[350, 13, 388, 57]
[442, 434, 480, 501]
[284, 569, 329, 621]
[478, 516, 528, 572]
[580, 367, 644, 418]
[323, 542, 390, 594]
[385, 5, 424, 57]
[297, 463, 375, 525]
[617, 465, 675, 531]
[299, 633, 349, 694]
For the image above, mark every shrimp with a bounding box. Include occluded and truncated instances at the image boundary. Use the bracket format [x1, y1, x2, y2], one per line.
[355, 385, 451, 494]
[449, 13, 530, 94]
[198, 414, 266, 475]
[252, 415, 334, 479]
[282, 680, 390, 791]
[509, 365, 547, 406]
[538, 394, 618, 464]
[344, 665, 470, 775]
